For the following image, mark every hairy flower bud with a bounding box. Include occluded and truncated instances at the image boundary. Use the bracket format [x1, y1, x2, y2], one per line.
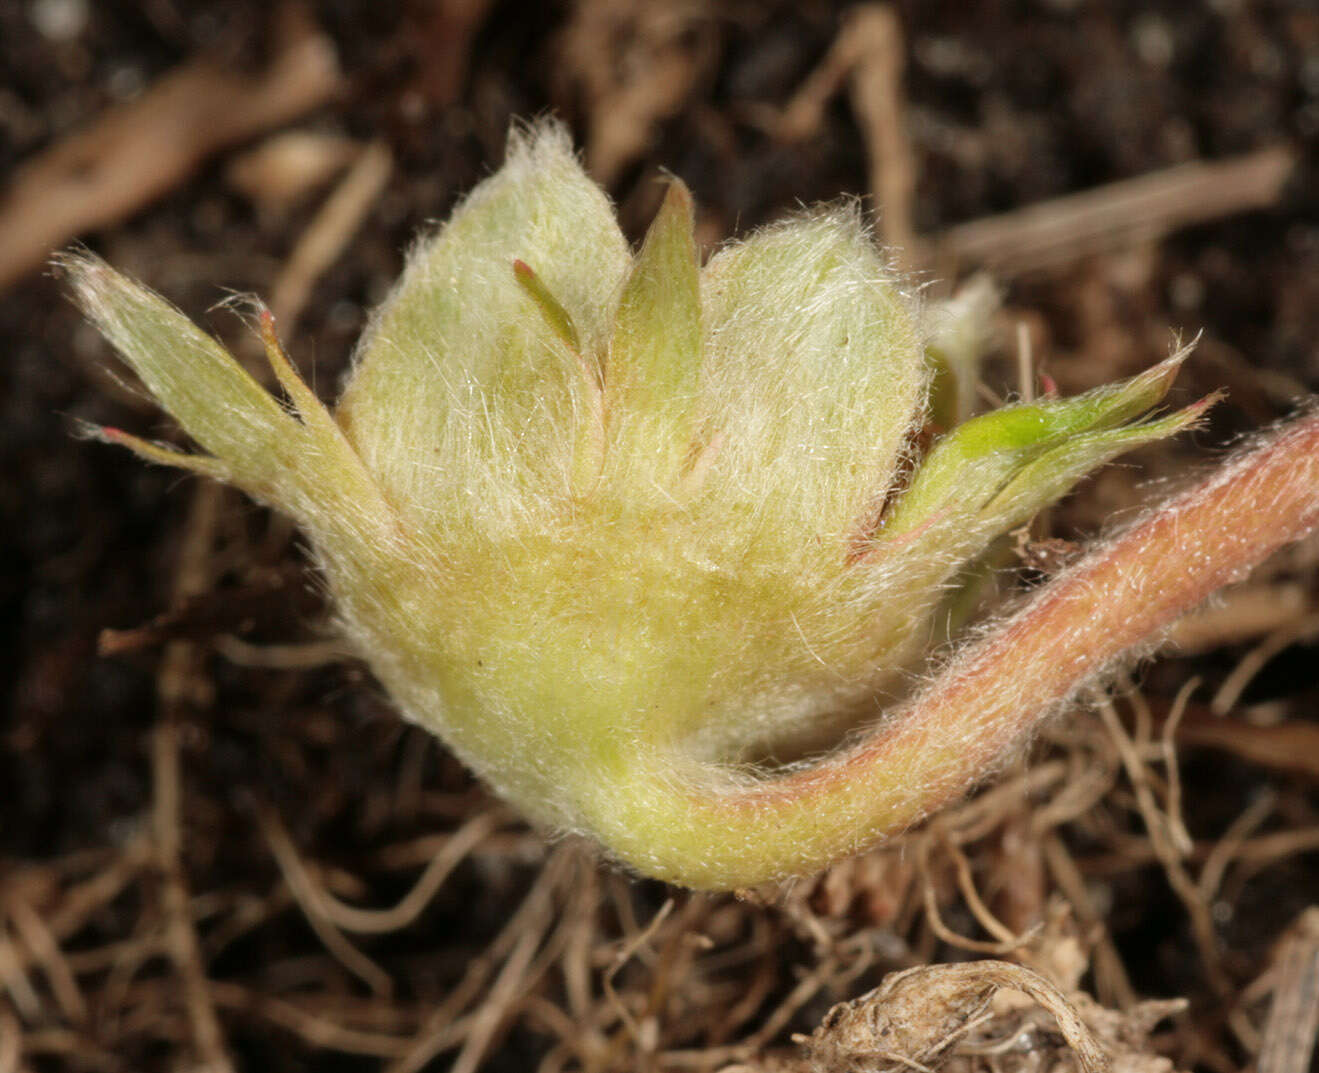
[69, 122, 1222, 888]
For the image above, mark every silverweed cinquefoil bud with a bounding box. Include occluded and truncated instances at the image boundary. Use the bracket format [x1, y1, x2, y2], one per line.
[68, 123, 1220, 889]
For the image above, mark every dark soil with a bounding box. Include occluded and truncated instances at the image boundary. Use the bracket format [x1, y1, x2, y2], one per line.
[3, 2, 1318, 1071]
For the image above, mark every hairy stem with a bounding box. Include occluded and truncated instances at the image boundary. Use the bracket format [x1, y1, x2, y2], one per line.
[598, 412, 1319, 888]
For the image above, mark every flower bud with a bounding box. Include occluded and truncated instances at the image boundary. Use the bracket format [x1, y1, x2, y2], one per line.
[67, 122, 1205, 888]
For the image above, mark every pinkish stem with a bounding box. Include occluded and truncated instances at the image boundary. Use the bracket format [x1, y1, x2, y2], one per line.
[600, 412, 1319, 888]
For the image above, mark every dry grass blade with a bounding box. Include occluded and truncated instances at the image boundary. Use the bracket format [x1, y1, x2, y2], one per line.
[266, 140, 393, 328]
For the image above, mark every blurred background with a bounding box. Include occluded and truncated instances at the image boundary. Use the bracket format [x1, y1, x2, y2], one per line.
[2, 2, 1318, 1071]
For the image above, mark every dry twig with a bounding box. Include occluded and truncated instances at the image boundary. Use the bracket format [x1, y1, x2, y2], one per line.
[778, 4, 920, 263]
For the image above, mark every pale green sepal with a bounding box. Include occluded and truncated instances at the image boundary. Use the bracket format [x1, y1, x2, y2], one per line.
[984, 400, 1210, 528]
[336, 122, 631, 528]
[880, 352, 1188, 542]
[697, 209, 926, 544]
[84, 424, 229, 483]
[58, 252, 305, 503]
[606, 178, 702, 484]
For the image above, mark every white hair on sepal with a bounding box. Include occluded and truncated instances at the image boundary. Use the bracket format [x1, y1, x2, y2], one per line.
[336, 120, 631, 538]
[70, 118, 1259, 890]
[696, 204, 930, 552]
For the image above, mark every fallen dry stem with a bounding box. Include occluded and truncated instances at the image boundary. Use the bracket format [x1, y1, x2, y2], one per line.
[0, 13, 340, 291]
[939, 144, 1294, 276]
[3, 895, 84, 1024]
[624, 411, 1319, 887]
[805, 960, 1110, 1073]
[560, 0, 713, 185]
